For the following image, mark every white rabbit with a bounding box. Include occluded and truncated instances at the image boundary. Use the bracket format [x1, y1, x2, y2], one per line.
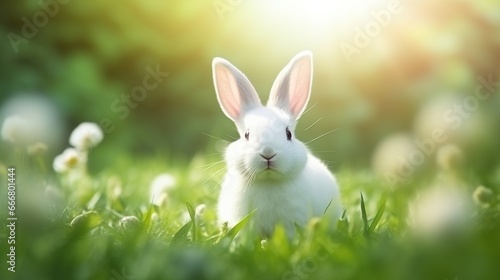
[212, 51, 342, 237]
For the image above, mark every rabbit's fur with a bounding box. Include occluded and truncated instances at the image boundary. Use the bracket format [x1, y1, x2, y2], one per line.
[212, 51, 342, 237]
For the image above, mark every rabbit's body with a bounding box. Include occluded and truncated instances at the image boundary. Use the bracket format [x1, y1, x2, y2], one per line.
[219, 149, 341, 236]
[212, 51, 342, 237]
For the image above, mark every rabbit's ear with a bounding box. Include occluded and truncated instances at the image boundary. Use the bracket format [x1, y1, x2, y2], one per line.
[213, 58, 261, 122]
[267, 51, 312, 120]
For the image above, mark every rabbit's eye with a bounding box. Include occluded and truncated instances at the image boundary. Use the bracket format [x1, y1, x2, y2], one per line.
[286, 127, 292, 141]
[244, 130, 249, 140]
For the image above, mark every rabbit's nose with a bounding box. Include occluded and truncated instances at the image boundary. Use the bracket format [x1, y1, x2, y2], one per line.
[260, 153, 276, 160]
[260, 147, 276, 160]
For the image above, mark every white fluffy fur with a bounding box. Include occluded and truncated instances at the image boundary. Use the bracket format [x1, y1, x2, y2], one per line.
[212, 51, 342, 237]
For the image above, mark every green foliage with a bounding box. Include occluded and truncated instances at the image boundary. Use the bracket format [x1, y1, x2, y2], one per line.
[1, 150, 500, 280]
[1, 0, 500, 279]
[217, 210, 255, 249]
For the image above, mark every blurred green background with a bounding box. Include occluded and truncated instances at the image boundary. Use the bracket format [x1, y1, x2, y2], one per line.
[1, 0, 499, 176]
[1, 1, 500, 280]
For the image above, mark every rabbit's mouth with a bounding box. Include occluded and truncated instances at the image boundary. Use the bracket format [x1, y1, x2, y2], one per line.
[263, 163, 283, 176]
[255, 158, 276, 172]
[260, 153, 276, 169]
[263, 159, 276, 170]
[258, 167, 285, 181]
[252, 161, 289, 182]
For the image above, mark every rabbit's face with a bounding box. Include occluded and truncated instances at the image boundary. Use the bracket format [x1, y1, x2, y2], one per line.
[226, 107, 308, 182]
[213, 51, 314, 183]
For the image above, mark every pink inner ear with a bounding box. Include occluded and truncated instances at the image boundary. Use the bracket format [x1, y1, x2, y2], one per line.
[215, 65, 242, 121]
[213, 59, 261, 122]
[287, 57, 312, 119]
[220, 94, 240, 119]
[267, 52, 312, 120]
[288, 65, 310, 117]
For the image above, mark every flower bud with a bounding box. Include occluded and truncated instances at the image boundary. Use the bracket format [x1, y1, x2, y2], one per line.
[120, 216, 140, 231]
[473, 185, 494, 206]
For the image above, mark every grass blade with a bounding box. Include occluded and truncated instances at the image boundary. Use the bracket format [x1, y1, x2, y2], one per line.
[186, 202, 196, 242]
[369, 195, 387, 232]
[337, 209, 349, 235]
[142, 203, 154, 232]
[360, 193, 370, 238]
[323, 197, 333, 215]
[218, 210, 255, 246]
[171, 221, 192, 244]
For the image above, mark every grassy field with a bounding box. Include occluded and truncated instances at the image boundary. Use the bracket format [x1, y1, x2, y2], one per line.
[1, 1, 500, 279]
[1, 147, 500, 280]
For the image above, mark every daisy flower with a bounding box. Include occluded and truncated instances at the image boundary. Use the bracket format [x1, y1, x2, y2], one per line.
[69, 122, 103, 150]
[1, 115, 31, 144]
[53, 148, 84, 173]
[409, 185, 471, 238]
[150, 173, 176, 206]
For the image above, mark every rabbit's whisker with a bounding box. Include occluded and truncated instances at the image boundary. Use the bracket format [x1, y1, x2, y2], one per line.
[203, 167, 226, 187]
[305, 127, 341, 144]
[225, 133, 238, 140]
[201, 132, 230, 143]
[204, 152, 225, 157]
[195, 160, 224, 171]
[301, 103, 317, 116]
[304, 117, 323, 131]
[311, 150, 336, 153]
[212, 174, 226, 192]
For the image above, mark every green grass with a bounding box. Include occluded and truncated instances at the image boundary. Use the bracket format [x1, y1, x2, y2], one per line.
[1, 154, 500, 280]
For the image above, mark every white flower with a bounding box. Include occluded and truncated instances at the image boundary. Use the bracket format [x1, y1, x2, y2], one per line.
[413, 95, 492, 147]
[436, 144, 464, 172]
[151, 212, 159, 222]
[1, 115, 31, 144]
[195, 204, 206, 219]
[371, 133, 418, 187]
[151, 192, 169, 207]
[69, 122, 103, 150]
[260, 239, 269, 249]
[27, 142, 48, 156]
[119, 216, 140, 231]
[472, 185, 494, 206]
[53, 148, 83, 173]
[0, 95, 65, 147]
[150, 173, 176, 206]
[409, 185, 471, 238]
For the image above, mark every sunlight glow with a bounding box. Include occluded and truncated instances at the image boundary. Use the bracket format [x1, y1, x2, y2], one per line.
[257, 0, 387, 28]
[244, 0, 390, 54]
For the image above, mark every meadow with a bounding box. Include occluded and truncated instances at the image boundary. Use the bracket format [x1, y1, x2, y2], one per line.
[1, 130, 500, 279]
[1, 0, 500, 279]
